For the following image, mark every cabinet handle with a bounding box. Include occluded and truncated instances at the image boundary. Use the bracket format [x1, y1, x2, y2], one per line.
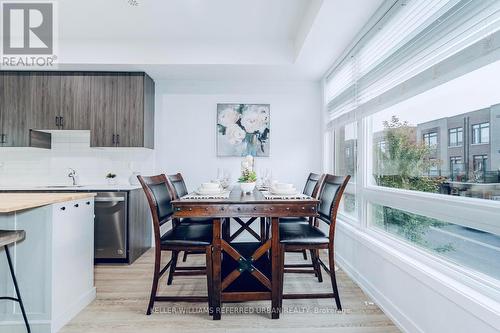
[2, 134, 7, 144]
[116, 134, 120, 145]
[74, 203, 79, 208]
[60, 206, 66, 211]
[86, 201, 90, 205]
[60, 116, 64, 128]
[55, 116, 60, 127]
[112, 134, 115, 144]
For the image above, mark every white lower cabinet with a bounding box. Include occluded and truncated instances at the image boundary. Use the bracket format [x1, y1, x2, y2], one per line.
[0, 198, 95, 333]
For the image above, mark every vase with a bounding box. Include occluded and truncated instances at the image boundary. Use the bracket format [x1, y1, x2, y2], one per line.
[240, 182, 256, 194]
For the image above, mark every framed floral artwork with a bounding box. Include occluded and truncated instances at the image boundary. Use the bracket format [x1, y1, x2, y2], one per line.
[216, 103, 270, 157]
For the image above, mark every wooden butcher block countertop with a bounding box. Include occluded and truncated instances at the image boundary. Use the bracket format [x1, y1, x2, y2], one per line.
[0, 193, 96, 213]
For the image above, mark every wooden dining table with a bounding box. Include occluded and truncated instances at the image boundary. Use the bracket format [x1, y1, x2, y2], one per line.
[171, 187, 319, 320]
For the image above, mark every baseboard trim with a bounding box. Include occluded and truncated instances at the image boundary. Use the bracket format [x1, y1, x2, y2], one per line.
[336, 251, 423, 333]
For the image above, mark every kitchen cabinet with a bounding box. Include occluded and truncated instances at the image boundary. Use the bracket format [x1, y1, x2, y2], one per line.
[0, 71, 155, 148]
[90, 73, 154, 148]
[0, 196, 95, 332]
[0, 72, 31, 146]
[59, 73, 92, 130]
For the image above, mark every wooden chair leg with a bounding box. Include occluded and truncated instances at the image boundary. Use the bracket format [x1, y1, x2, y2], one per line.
[302, 249, 308, 260]
[328, 246, 342, 311]
[279, 246, 285, 309]
[182, 251, 188, 262]
[146, 248, 161, 315]
[167, 251, 179, 285]
[310, 249, 323, 282]
[205, 246, 213, 314]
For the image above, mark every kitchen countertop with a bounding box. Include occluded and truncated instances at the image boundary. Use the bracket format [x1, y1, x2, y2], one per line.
[0, 184, 142, 191]
[0, 192, 96, 213]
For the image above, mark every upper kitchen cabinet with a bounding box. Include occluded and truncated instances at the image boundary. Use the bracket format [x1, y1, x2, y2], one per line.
[0, 71, 155, 149]
[28, 73, 61, 130]
[29, 72, 91, 130]
[90, 73, 154, 148]
[1, 72, 32, 147]
[60, 74, 92, 130]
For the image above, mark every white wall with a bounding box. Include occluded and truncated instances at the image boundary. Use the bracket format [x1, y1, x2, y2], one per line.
[154, 80, 322, 190]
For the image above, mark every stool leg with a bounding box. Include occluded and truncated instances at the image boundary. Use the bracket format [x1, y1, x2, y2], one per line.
[4, 246, 31, 333]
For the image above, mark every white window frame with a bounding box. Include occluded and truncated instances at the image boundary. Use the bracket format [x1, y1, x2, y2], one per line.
[328, 105, 500, 303]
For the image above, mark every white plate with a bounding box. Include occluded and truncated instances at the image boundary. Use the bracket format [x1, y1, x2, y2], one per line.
[195, 188, 225, 195]
[270, 187, 298, 195]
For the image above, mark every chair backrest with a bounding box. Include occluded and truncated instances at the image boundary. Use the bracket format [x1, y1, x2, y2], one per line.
[302, 172, 322, 197]
[316, 174, 350, 239]
[168, 173, 189, 199]
[137, 174, 175, 246]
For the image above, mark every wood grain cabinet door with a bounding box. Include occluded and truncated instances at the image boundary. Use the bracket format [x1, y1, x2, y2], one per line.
[28, 73, 61, 131]
[90, 74, 118, 147]
[59, 74, 91, 130]
[1, 72, 31, 147]
[115, 74, 144, 147]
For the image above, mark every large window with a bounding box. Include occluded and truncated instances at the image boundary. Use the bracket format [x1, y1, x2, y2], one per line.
[323, 0, 500, 291]
[334, 122, 357, 220]
[370, 70, 500, 201]
[472, 122, 490, 144]
[448, 127, 463, 147]
[371, 204, 500, 281]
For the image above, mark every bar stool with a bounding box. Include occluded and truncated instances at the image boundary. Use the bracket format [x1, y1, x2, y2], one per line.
[0, 230, 30, 333]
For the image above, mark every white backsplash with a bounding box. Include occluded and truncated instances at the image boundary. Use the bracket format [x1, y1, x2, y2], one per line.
[0, 132, 156, 186]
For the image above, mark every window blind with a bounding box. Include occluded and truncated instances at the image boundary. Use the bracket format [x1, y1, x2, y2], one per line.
[324, 0, 500, 124]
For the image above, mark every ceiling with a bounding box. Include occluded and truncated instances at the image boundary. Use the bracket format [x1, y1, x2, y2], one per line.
[56, 0, 384, 81]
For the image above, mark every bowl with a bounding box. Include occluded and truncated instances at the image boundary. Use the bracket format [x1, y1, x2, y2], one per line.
[201, 182, 220, 190]
[273, 183, 293, 190]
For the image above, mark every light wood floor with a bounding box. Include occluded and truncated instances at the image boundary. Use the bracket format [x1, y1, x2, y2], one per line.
[61, 249, 400, 333]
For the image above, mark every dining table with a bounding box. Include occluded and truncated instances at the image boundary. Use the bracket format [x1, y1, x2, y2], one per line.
[171, 187, 319, 320]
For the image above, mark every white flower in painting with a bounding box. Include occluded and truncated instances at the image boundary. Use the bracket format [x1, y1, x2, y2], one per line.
[226, 124, 246, 145]
[218, 108, 240, 127]
[240, 106, 269, 133]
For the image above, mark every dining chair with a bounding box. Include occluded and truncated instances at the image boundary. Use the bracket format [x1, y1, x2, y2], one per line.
[138, 174, 213, 315]
[280, 172, 325, 282]
[278, 174, 350, 311]
[167, 173, 213, 276]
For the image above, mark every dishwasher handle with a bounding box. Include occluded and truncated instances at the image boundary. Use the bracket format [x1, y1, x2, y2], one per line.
[95, 197, 125, 202]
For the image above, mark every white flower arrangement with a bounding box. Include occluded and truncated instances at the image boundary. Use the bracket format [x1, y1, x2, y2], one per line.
[217, 104, 270, 156]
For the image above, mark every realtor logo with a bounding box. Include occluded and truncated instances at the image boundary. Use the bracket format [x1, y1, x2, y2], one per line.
[1, 1, 57, 68]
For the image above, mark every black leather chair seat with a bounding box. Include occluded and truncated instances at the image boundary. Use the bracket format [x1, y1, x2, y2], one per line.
[279, 217, 309, 224]
[180, 217, 213, 225]
[160, 224, 212, 246]
[279, 223, 329, 245]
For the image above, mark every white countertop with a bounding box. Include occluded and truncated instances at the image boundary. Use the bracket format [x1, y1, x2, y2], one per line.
[0, 184, 142, 191]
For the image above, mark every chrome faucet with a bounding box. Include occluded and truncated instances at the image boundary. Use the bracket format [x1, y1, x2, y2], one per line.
[68, 168, 78, 186]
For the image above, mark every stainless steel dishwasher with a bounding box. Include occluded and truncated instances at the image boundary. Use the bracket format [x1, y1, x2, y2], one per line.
[94, 192, 128, 260]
